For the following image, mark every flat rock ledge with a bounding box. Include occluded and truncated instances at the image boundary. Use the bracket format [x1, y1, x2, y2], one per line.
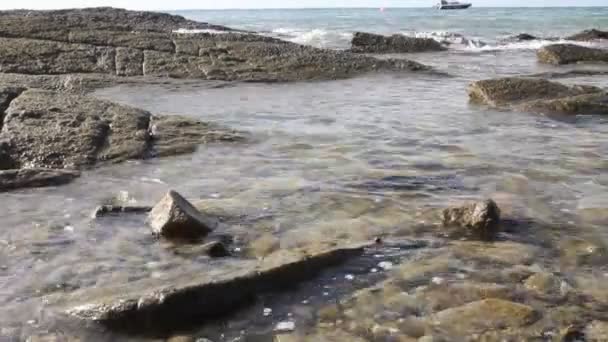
[566, 29, 608, 41]
[0, 8, 433, 85]
[0, 86, 245, 191]
[468, 77, 608, 115]
[0, 168, 80, 191]
[538, 44, 608, 65]
[350, 32, 447, 53]
[61, 243, 368, 333]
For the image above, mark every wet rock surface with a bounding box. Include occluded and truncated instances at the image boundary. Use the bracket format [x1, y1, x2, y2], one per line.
[147, 190, 217, 240]
[468, 77, 607, 115]
[350, 32, 447, 53]
[0, 168, 80, 192]
[441, 199, 501, 239]
[0, 8, 432, 84]
[566, 29, 608, 41]
[537, 44, 608, 65]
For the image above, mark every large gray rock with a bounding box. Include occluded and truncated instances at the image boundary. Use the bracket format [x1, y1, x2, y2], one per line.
[0, 88, 244, 171]
[441, 199, 501, 239]
[147, 190, 217, 239]
[468, 77, 607, 116]
[468, 77, 601, 107]
[0, 8, 432, 83]
[350, 32, 446, 53]
[566, 29, 608, 41]
[60, 243, 367, 333]
[0, 168, 80, 191]
[537, 44, 608, 65]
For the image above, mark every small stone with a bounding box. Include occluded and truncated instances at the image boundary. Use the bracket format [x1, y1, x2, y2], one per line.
[378, 261, 394, 270]
[147, 190, 216, 240]
[345, 274, 355, 281]
[263, 308, 272, 317]
[199, 241, 230, 258]
[441, 199, 501, 239]
[524, 272, 564, 297]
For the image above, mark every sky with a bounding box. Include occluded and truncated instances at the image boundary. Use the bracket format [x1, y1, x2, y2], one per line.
[0, 0, 605, 10]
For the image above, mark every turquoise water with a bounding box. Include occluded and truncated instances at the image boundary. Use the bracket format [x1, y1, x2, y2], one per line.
[175, 7, 608, 48]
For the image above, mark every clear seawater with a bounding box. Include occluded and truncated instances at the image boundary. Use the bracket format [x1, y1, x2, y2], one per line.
[1, 7, 608, 341]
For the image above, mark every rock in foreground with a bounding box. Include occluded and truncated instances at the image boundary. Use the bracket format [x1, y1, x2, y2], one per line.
[0, 8, 432, 84]
[537, 44, 608, 65]
[441, 199, 501, 239]
[147, 190, 217, 240]
[62, 244, 367, 332]
[0, 168, 80, 192]
[350, 32, 446, 53]
[468, 77, 606, 115]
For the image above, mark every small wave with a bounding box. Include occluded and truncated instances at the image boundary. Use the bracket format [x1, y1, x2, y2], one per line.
[460, 39, 601, 52]
[402, 31, 488, 49]
[270, 28, 353, 48]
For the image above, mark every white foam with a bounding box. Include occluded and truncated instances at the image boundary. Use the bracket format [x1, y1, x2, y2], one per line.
[270, 27, 353, 48]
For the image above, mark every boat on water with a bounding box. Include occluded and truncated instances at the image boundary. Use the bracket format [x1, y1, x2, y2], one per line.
[435, 0, 472, 9]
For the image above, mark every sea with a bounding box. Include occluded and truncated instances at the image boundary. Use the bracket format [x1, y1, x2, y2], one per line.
[1, 7, 608, 341]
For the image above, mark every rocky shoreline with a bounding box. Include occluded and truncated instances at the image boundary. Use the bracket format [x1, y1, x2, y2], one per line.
[1, 6, 608, 342]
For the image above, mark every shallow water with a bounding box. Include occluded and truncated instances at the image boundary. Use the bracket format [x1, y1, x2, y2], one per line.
[2, 8, 608, 341]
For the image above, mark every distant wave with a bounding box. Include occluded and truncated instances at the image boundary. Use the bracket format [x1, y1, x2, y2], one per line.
[271, 28, 353, 48]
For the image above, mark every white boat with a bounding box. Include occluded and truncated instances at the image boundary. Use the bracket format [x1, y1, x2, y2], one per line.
[435, 0, 472, 10]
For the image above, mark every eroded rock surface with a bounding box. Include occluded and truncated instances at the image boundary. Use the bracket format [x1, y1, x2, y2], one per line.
[61, 244, 367, 332]
[468, 77, 606, 115]
[0, 8, 432, 84]
[537, 44, 608, 65]
[147, 190, 217, 240]
[350, 32, 446, 53]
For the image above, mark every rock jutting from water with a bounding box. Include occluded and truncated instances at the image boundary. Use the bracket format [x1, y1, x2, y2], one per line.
[537, 44, 608, 65]
[566, 29, 608, 41]
[349, 32, 447, 53]
[147, 190, 218, 240]
[441, 199, 501, 239]
[468, 77, 608, 115]
[60, 243, 368, 333]
[0, 7, 433, 86]
[0, 168, 81, 192]
[0, 87, 244, 191]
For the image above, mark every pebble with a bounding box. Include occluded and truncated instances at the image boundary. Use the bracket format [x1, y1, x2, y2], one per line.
[371, 268, 378, 273]
[378, 261, 393, 270]
[275, 321, 295, 332]
[345, 274, 355, 280]
[263, 308, 272, 317]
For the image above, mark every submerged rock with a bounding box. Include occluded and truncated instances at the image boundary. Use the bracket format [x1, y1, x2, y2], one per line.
[559, 238, 608, 267]
[514, 33, 538, 41]
[431, 299, 538, 335]
[537, 44, 608, 65]
[350, 32, 446, 53]
[0, 8, 432, 84]
[521, 91, 608, 115]
[0, 168, 80, 191]
[62, 243, 367, 332]
[523, 272, 566, 297]
[586, 320, 608, 341]
[441, 199, 501, 239]
[199, 241, 230, 258]
[92, 205, 153, 218]
[566, 29, 608, 41]
[147, 190, 217, 240]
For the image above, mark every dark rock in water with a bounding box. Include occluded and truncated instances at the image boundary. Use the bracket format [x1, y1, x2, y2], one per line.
[468, 77, 602, 107]
[566, 29, 608, 41]
[0, 8, 433, 83]
[61, 244, 367, 333]
[200, 241, 230, 258]
[442, 199, 501, 239]
[0, 168, 80, 191]
[350, 174, 473, 193]
[147, 190, 217, 240]
[92, 205, 153, 218]
[514, 33, 538, 41]
[350, 32, 447, 53]
[537, 44, 608, 65]
[521, 92, 608, 116]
